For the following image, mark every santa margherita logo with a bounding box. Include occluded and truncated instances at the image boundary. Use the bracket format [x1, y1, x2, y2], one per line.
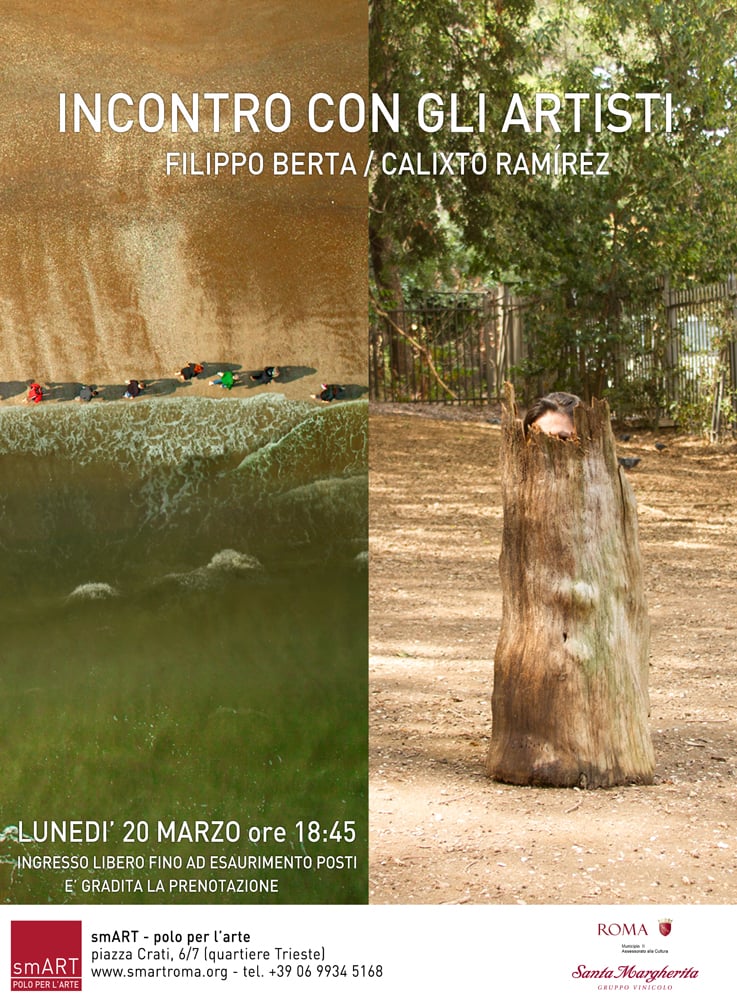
[11, 920, 82, 992]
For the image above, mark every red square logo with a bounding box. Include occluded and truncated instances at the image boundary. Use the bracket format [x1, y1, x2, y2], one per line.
[11, 921, 82, 991]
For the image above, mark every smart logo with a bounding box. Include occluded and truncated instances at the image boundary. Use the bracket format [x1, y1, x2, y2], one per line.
[11, 921, 82, 991]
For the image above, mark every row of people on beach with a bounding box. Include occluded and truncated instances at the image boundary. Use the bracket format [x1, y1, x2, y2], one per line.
[24, 365, 346, 405]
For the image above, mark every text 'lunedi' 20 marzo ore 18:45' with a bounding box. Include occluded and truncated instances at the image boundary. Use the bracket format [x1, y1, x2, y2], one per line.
[13, 818, 356, 845]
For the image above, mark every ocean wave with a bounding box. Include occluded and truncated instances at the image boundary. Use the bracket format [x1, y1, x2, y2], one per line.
[156, 548, 263, 591]
[0, 397, 367, 571]
[66, 582, 119, 602]
[0, 394, 322, 471]
[234, 401, 368, 495]
[261, 473, 367, 549]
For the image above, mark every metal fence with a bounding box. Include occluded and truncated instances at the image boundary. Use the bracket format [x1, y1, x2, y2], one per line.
[370, 278, 737, 430]
[369, 289, 523, 405]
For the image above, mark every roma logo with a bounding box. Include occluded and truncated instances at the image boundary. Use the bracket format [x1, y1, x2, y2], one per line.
[658, 918, 673, 937]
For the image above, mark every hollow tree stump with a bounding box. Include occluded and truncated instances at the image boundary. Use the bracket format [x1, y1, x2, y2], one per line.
[487, 385, 655, 788]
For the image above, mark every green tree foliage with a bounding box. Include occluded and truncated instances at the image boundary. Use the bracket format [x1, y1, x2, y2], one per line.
[512, 1, 737, 287]
[369, 0, 539, 304]
[370, 0, 737, 400]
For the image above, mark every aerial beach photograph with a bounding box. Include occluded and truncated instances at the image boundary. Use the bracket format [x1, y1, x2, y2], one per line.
[0, 0, 368, 905]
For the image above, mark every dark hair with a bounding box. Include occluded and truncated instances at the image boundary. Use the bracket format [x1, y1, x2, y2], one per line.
[523, 392, 581, 435]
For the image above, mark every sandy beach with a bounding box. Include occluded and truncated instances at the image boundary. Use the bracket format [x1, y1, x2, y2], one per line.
[2, 2, 367, 399]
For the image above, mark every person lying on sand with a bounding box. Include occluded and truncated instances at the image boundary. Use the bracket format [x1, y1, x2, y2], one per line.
[249, 366, 280, 384]
[26, 381, 44, 404]
[312, 383, 344, 402]
[209, 370, 239, 389]
[123, 379, 145, 399]
[175, 362, 204, 381]
[76, 385, 99, 402]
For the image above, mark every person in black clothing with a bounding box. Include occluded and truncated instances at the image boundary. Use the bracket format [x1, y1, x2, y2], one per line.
[175, 362, 204, 381]
[250, 366, 280, 384]
[123, 379, 145, 399]
[313, 383, 344, 403]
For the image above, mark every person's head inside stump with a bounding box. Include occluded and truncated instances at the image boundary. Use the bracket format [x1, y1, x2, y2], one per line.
[523, 391, 581, 440]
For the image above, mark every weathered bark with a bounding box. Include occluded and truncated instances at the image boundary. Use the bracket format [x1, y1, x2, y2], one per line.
[488, 385, 655, 788]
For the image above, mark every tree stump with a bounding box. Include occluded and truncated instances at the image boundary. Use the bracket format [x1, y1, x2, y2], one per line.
[487, 385, 655, 788]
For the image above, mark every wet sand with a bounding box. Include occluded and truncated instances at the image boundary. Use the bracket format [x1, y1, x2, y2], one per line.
[0, 371, 364, 407]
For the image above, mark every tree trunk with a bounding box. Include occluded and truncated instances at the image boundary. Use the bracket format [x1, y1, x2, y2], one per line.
[488, 385, 655, 788]
[369, 222, 414, 381]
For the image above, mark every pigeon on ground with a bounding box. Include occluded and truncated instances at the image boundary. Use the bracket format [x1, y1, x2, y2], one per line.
[618, 456, 641, 469]
[618, 433, 631, 442]
[654, 442, 667, 451]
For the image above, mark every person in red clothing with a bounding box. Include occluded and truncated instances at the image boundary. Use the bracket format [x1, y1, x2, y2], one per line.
[26, 381, 44, 404]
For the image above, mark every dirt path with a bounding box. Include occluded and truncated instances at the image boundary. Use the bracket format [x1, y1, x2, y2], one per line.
[369, 405, 737, 905]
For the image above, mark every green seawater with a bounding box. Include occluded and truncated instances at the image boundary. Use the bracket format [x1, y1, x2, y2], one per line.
[0, 395, 368, 904]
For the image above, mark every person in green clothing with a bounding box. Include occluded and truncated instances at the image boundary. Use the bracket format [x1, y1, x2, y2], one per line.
[209, 370, 240, 389]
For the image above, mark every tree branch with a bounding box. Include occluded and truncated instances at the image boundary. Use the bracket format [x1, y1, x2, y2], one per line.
[370, 293, 459, 400]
